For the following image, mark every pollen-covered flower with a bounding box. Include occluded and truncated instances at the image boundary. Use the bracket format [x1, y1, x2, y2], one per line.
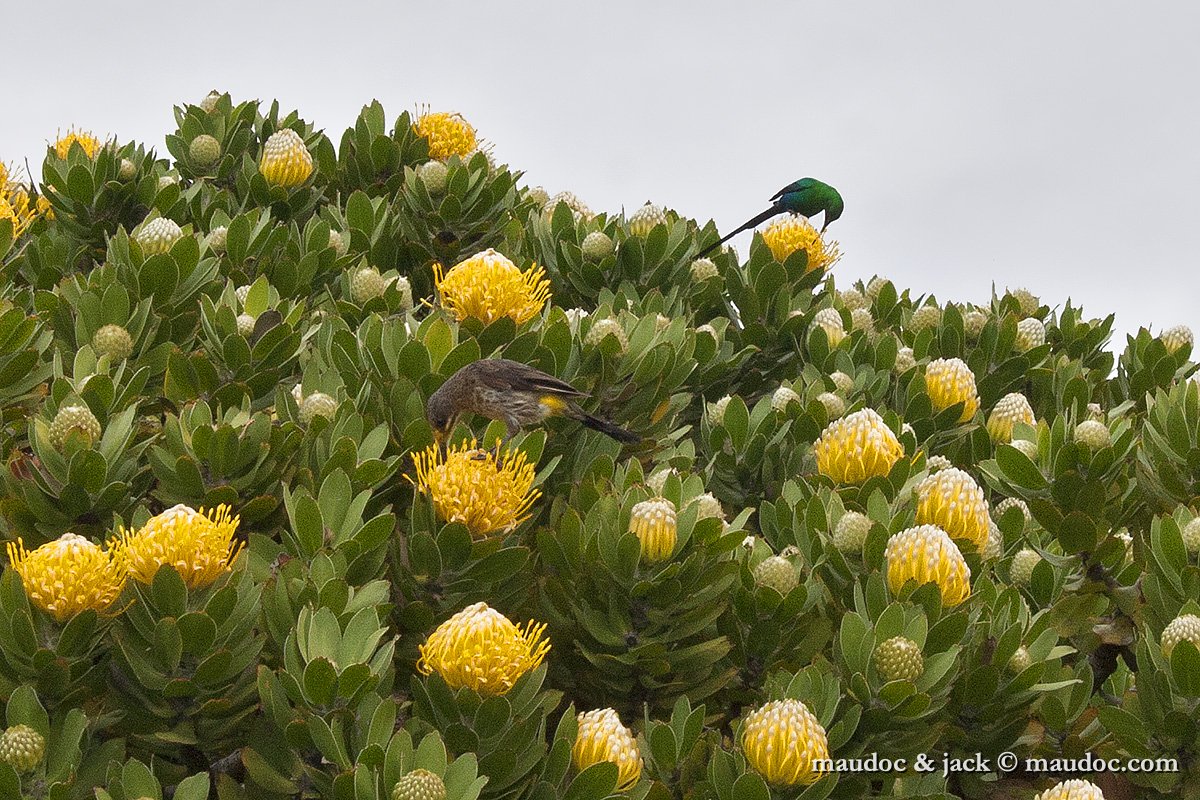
[0, 193, 37, 237]
[434, 248, 550, 326]
[924, 358, 979, 422]
[6, 534, 126, 622]
[993, 497, 1031, 527]
[741, 699, 830, 786]
[627, 203, 667, 236]
[259, 128, 313, 187]
[926, 454, 952, 471]
[573, 709, 643, 790]
[850, 307, 875, 336]
[350, 266, 387, 304]
[987, 392, 1035, 443]
[1161, 613, 1200, 658]
[690, 492, 725, 521]
[982, 520, 1004, 560]
[112, 504, 243, 589]
[630, 497, 677, 562]
[874, 636, 924, 682]
[1161, 325, 1194, 355]
[1011, 438, 1039, 459]
[865, 275, 890, 300]
[1034, 779, 1105, 800]
[915, 468, 990, 552]
[410, 440, 540, 537]
[814, 408, 904, 484]
[1008, 645, 1032, 673]
[812, 308, 846, 347]
[1015, 317, 1046, 352]
[1183, 517, 1200, 555]
[760, 214, 840, 272]
[53, 127, 102, 159]
[416, 159, 449, 194]
[417, 602, 550, 695]
[885, 525, 971, 606]
[300, 392, 338, 424]
[413, 110, 478, 160]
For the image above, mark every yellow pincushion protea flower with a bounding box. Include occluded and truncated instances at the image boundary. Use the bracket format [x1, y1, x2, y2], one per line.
[434, 248, 551, 325]
[410, 440, 540, 537]
[741, 699, 830, 786]
[885, 524, 971, 606]
[1034, 779, 1105, 800]
[6, 534, 126, 622]
[629, 497, 678, 562]
[413, 110, 478, 160]
[924, 358, 979, 422]
[417, 601, 550, 695]
[760, 214, 841, 272]
[987, 392, 1036, 443]
[573, 709, 643, 790]
[259, 128, 314, 187]
[814, 408, 904, 484]
[915, 468, 990, 552]
[111, 504, 243, 590]
[0, 194, 35, 237]
[53, 128, 102, 160]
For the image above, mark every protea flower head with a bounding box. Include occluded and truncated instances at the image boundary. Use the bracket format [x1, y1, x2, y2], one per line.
[829, 371, 854, 395]
[118, 158, 137, 180]
[199, 90, 222, 113]
[865, 275, 890, 300]
[413, 110, 478, 160]
[93, 324, 133, 361]
[926, 454, 952, 471]
[236, 313, 255, 337]
[0, 725, 45, 774]
[689, 492, 725, 521]
[585, 318, 628, 353]
[259, 128, 313, 187]
[1161, 613, 1200, 658]
[188, 133, 221, 167]
[812, 307, 846, 347]
[208, 225, 228, 254]
[838, 287, 867, 311]
[1007, 287, 1040, 317]
[234, 284, 251, 306]
[924, 358, 979, 422]
[416, 159, 449, 194]
[392, 769, 446, 800]
[49, 404, 102, 450]
[1182, 517, 1200, 554]
[630, 497, 677, 562]
[1161, 324, 1194, 354]
[627, 202, 667, 236]
[814, 408, 904, 484]
[850, 307, 875, 336]
[646, 468, 675, 496]
[833, 511, 872, 553]
[435, 249, 551, 326]
[135, 217, 184, 256]
[1009, 547, 1042, 586]
[1034, 779, 1105, 800]
[915, 468, 990, 552]
[581, 230, 614, 261]
[706, 395, 732, 426]
[1008, 645, 1032, 673]
[350, 266, 387, 304]
[987, 392, 1035, 443]
[300, 392, 339, 424]
[772, 385, 801, 412]
[689, 257, 719, 281]
[993, 497, 1031, 526]
[6, 534, 126, 622]
[53, 127, 102, 159]
[112, 504, 243, 590]
[754, 555, 799, 595]
[1074, 420, 1111, 450]
[328, 228, 348, 257]
[885, 525, 971, 606]
[963, 309, 989, 338]
[816, 391, 845, 420]
[1011, 438, 1039, 459]
[417, 602, 550, 695]
[760, 214, 840, 273]
[1014, 318, 1046, 352]
[410, 441, 540, 538]
[907, 304, 942, 333]
[526, 185, 550, 207]
[544, 190, 592, 220]
[874, 636, 924, 682]
[982, 520, 1004, 560]
[894, 346, 916, 374]
[741, 699, 830, 786]
[572, 709, 643, 790]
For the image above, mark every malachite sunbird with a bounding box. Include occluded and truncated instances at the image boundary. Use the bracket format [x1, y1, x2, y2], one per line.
[696, 177, 844, 257]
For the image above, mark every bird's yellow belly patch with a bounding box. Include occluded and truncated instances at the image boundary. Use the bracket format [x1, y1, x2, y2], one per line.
[539, 394, 568, 414]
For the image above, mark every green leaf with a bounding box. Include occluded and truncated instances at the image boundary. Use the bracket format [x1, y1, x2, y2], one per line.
[1170, 641, 1200, 697]
[996, 445, 1047, 490]
[564, 762, 619, 800]
[173, 773, 211, 800]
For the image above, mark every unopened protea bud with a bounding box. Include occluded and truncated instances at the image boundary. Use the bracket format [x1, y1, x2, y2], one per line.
[545, 191, 593, 220]
[350, 266, 387, 304]
[585, 318, 628, 353]
[982, 520, 1004, 560]
[300, 392, 338, 424]
[1161, 614, 1200, 658]
[1182, 517, 1200, 554]
[157, 174, 179, 190]
[813, 307, 845, 347]
[1010, 548, 1042, 586]
[118, 158, 136, 180]
[0, 724, 46, 773]
[874, 636, 924, 682]
[894, 347, 916, 374]
[627, 203, 667, 236]
[987, 392, 1035, 443]
[1074, 420, 1111, 450]
[706, 395, 732, 426]
[908, 304, 942, 333]
[963, 309, 988, 338]
[581, 230, 614, 261]
[865, 276, 890, 301]
[838, 287, 867, 311]
[993, 497, 1031, 527]
[690, 492, 725, 521]
[526, 185, 549, 207]
[328, 229, 348, 257]
[208, 225, 228, 254]
[49, 404, 102, 450]
[1011, 439, 1039, 459]
[1008, 287, 1040, 317]
[392, 768, 447, 800]
[850, 307, 875, 336]
[236, 314, 256, 337]
[817, 392, 845, 420]
[754, 555, 799, 595]
[189, 134, 221, 167]
[690, 257, 719, 281]
[416, 159, 449, 195]
[772, 386, 801, 413]
[1161, 325, 1194, 355]
[135, 217, 183, 256]
[646, 468, 674, 495]
[391, 275, 414, 311]
[234, 285, 251, 306]
[829, 371, 854, 395]
[833, 511, 872, 553]
[1008, 645, 1032, 674]
[93, 324, 133, 361]
[199, 90, 222, 113]
[696, 322, 718, 340]
[1015, 318, 1046, 352]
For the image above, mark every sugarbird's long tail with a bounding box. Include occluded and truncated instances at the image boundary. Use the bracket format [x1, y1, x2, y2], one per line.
[579, 413, 641, 444]
[695, 205, 781, 257]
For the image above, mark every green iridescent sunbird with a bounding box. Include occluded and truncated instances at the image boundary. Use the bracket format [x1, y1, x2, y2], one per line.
[697, 177, 844, 257]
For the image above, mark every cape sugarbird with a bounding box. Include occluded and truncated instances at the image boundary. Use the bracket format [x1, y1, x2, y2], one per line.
[696, 177, 843, 257]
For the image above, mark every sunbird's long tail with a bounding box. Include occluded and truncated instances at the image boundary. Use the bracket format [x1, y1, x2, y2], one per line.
[695, 206, 781, 257]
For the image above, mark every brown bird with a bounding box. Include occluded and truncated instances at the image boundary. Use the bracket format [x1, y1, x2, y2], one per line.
[426, 358, 640, 450]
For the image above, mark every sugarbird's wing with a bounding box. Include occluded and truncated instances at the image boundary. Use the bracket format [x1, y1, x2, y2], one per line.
[480, 359, 589, 398]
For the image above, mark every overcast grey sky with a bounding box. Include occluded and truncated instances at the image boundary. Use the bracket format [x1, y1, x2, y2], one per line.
[5, 2, 1197, 345]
